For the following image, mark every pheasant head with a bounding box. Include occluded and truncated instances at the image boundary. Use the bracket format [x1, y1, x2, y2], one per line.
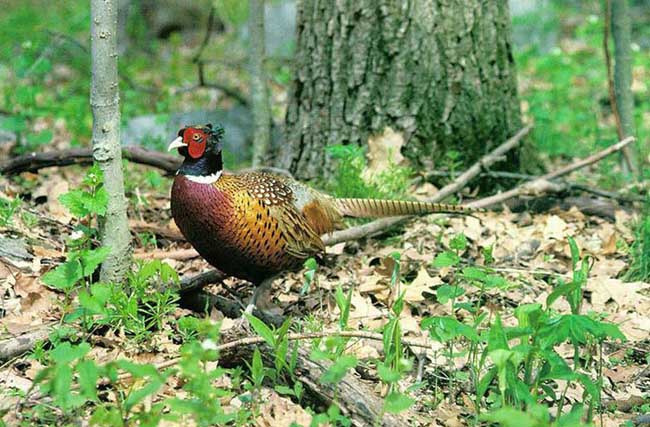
[168, 123, 225, 181]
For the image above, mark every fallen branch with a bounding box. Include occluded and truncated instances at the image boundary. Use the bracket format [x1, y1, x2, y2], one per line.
[149, 330, 430, 373]
[134, 248, 199, 260]
[0, 324, 53, 362]
[131, 221, 185, 241]
[1, 146, 180, 176]
[466, 136, 635, 209]
[323, 126, 532, 245]
[425, 170, 643, 204]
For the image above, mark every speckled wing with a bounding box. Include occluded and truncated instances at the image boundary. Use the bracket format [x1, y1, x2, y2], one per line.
[219, 173, 337, 263]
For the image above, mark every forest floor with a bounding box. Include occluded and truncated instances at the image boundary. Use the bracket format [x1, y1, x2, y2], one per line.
[0, 159, 648, 426]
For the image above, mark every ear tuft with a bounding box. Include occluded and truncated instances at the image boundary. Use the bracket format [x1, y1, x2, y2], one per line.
[206, 123, 213, 129]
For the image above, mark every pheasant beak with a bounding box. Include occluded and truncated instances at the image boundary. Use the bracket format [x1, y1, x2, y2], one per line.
[167, 136, 185, 152]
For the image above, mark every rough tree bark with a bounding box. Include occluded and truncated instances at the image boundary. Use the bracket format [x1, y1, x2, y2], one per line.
[280, 0, 522, 180]
[90, 0, 132, 283]
[250, 0, 272, 167]
[611, 0, 638, 174]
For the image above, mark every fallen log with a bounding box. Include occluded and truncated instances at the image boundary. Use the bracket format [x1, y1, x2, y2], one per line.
[0, 146, 180, 176]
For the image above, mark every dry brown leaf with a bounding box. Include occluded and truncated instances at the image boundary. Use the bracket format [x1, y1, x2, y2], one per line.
[255, 390, 312, 427]
[404, 267, 441, 303]
[364, 127, 406, 179]
[32, 180, 71, 223]
[543, 215, 569, 241]
[600, 231, 618, 256]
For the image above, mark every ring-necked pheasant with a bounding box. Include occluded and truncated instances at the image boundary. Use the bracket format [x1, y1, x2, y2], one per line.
[168, 124, 482, 313]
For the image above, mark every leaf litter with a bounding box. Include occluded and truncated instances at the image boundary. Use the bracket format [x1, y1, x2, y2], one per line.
[0, 165, 648, 426]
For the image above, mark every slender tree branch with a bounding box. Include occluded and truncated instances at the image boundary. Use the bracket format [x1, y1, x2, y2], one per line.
[466, 136, 636, 209]
[192, 6, 216, 64]
[426, 170, 642, 203]
[433, 125, 532, 201]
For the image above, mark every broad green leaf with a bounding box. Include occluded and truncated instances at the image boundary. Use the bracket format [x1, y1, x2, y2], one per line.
[449, 233, 467, 251]
[377, 363, 401, 383]
[461, 266, 488, 281]
[383, 391, 414, 414]
[321, 355, 357, 384]
[42, 259, 83, 290]
[421, 316, 478, 343]
[78, 247, 110, 277]
[49, 342, 91, 365]
[436, 285, 464, 304]
[432, 251, 459, 268]
[245, 314, 275, 347]
[76, 359, 99, 401]
[59, 190, 90, 217]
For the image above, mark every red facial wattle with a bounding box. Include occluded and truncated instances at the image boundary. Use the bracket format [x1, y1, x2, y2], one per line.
[184, 128, 207, 159]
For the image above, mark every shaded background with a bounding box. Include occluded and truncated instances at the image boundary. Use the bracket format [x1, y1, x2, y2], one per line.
[0, 0, 649, 187]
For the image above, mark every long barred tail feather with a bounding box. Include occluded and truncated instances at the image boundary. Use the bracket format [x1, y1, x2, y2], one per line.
[334, 198, 484, 218]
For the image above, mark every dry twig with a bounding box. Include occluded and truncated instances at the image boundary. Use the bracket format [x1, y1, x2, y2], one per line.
[467, 136, 635, 209]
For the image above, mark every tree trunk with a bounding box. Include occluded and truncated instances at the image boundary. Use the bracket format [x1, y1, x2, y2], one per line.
[90, 0, 132, 283]
[250, 0, 272, 167]
[611, 0, 638, 174]
[280, 0, 522, 180]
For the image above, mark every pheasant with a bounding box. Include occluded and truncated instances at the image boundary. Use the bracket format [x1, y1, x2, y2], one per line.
[168, 124, 482, 313]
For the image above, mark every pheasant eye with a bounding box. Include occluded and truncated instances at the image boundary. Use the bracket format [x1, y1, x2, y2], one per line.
[192, 133, 201, 141]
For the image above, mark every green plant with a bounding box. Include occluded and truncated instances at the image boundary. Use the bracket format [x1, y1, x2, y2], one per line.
[624, 206, 650, 282]
[72, 260, 180, 342]
[0, 196, 21, 227]
[324, 144, 412, 201]
[41, 165, 109, 308]
[421, 237, 625, 424]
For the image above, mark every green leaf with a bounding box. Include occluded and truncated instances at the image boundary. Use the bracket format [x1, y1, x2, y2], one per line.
[432, 251, 460, 268]
[335, 285, 353, 329]
[461, 266, 488, 281]
[59, 190, 90, 217]
[321, 355, 357, 384]
[245, 314, 275, 347]
[76, 359, 99, 401]
[449, 234, 467, 251]
[383, 391, 414, 414]
[377, 363, 401, 383]
[78, 247, 110, 277]
[436, 285, 465, 304]
[487, 315, 509, 351]
[124, 378, 163, 412]
[250, 347, 265, 385]
[421, 316, 478, 343]
[84, 187, 108, 216]
[568, 236, 580, 271]
[42, 260, 83, 291]
[274, 385, 295, 397]
[49, 342, 91, 365]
